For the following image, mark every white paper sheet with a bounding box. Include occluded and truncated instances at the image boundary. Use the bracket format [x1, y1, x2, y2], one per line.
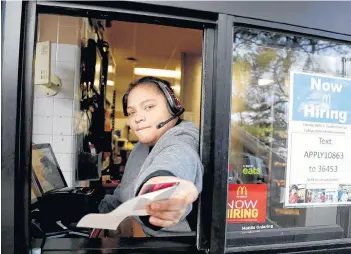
[76, 184, 179, 230]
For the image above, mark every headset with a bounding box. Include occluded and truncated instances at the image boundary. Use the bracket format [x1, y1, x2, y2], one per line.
[122, 77, 185, 129]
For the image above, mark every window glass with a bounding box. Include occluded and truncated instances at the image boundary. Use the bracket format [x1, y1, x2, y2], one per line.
[227, 27, 351, 247]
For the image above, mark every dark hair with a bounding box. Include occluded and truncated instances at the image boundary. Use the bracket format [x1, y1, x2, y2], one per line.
[126, 76, 175, 95]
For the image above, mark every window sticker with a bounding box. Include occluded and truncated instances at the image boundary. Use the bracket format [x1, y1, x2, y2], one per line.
[227, 184, 268, 224]
[286, 71, 351, 207]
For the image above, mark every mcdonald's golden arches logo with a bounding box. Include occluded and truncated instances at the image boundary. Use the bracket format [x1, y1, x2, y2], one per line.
[237, 186, 248, 196]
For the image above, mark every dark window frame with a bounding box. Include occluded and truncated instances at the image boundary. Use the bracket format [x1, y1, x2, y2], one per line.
[2, 1, 351, 254]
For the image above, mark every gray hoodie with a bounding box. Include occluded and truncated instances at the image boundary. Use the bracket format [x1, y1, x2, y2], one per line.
[98, 120, 203, 236]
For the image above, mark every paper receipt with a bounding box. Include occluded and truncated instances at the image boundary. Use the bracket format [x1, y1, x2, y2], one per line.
[76, 183, 179, 230]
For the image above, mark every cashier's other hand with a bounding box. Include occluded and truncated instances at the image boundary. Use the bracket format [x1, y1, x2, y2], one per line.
[144, 176, 198, 228]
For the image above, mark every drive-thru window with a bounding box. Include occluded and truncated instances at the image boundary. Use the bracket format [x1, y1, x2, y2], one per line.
[2, 1, 351, 253]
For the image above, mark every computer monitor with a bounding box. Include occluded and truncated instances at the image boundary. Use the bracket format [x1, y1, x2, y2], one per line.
[32, 143, 67, 195]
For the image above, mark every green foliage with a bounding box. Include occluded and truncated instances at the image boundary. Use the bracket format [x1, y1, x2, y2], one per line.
[255, 48, 277, 70]
[239, 123, 273, 141]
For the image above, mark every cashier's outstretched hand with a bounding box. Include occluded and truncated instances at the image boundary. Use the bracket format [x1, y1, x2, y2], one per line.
[144, 176, 198, 228]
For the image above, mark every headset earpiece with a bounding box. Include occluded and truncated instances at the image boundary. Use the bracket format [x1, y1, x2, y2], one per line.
[155, 81, 184, 116]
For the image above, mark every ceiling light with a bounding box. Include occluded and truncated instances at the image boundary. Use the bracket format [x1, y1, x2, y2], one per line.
[107, 80, 114, 86]
[134, 68, 181, 79]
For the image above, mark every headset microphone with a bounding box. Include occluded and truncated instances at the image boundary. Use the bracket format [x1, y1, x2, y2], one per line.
[156, 115, 178, 129]
[156, 108, 185, 129]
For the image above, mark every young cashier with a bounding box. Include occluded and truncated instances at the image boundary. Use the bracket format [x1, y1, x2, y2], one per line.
[98, 76, 203, 236]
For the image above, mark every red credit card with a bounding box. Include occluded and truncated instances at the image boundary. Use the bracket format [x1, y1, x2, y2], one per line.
[138, 182, 179, 196]
[89, 228, 103, 238]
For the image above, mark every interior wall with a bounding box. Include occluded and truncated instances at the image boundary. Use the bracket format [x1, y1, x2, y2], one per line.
[32, 14, 89, 187]
[181, 53, 202, 128]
